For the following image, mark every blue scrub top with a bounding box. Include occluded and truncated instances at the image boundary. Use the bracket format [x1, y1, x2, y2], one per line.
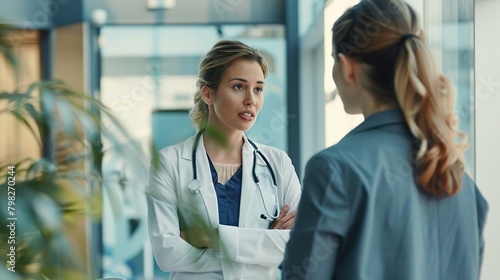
[207, 156, 242, 226]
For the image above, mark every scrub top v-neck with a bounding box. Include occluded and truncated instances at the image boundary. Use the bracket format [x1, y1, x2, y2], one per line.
[207, 156, 242, 227]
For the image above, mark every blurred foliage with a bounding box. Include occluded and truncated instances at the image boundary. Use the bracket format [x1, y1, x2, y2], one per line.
[0, 21, 229, 280]
[0, 23, 149, 279]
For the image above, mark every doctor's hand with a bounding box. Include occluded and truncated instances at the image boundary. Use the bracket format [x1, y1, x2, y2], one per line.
[180, 227, 219, 250]
[270, 205, 297, 230]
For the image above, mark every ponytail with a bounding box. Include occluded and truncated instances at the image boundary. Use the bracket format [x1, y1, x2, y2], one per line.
[189, 89, 208, 130]
[332, 0, 468, 197]
[394, 36, 467, 196]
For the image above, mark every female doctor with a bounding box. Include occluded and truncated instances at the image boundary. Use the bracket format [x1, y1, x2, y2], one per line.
[147, 40, 302, 280]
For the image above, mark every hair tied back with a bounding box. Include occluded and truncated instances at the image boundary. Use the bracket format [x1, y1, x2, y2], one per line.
[399, 33, 417, 45]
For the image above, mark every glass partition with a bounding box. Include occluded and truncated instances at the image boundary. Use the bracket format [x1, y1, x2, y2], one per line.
[425, 0, 475, 176]
[323, 0, 363, 147]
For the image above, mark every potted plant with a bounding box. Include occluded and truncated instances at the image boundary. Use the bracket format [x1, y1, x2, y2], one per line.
[0, 23, 146, 280]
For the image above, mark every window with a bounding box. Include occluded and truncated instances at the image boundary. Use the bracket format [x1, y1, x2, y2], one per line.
[425, 0, 475, 176]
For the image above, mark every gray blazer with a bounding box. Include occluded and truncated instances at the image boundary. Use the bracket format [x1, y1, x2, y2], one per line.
[282, 109, 488, 280]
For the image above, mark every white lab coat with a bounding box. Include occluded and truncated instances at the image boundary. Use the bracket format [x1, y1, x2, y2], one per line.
[147, 133, 302, 280]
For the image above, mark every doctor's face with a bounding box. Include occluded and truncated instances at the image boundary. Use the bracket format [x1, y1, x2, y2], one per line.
[207, 59, 265, 133]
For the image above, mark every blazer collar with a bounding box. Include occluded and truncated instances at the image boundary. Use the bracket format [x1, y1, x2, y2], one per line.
[181, 134, 199, 161]
[347, 109, 406, 137]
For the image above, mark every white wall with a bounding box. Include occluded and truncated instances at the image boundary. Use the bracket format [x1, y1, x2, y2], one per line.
[476, 1, 500, 279]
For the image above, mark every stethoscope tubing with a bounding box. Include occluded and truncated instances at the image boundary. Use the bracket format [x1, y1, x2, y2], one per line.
[191, 128, 280, 220]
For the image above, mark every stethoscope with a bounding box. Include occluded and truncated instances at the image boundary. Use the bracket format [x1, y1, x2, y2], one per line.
[187, 128, 280, 223]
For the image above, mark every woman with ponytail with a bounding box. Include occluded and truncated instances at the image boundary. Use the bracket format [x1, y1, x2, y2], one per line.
[283, 1, 488, 279]
[148, 40, 302, 279]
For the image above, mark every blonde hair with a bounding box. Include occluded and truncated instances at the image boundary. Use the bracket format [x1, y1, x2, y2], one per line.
[332, 0, 467, 196]
[190, 40, 269, 130]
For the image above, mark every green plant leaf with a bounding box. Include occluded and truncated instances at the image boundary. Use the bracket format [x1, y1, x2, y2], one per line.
[26, 159, 57, 180]
[55, 99, 77, 135]
[10, 107, 43, 147]
[205, 124, 228, 147]
[0, 23, 19, 77]
[1, 22, 154, 279]
[25, 103, 48, 143]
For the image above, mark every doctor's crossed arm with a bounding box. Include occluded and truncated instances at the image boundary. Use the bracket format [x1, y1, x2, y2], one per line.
[181, 148, 302, 267]
[147, 149, 223, 273]
[214, 148, 302, 267]
[180, 204, 295, 249]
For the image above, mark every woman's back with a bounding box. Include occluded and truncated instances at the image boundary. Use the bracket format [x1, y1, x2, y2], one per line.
[282, 1, 488, 279]
[307, 109, 488, 279]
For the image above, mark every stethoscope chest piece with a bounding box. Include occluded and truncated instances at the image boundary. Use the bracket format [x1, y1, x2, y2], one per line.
[188, 179, 202, 193]
[186, 178, 211, 225]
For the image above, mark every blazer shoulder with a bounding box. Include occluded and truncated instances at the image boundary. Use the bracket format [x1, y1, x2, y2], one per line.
[313, 142, 352, 162]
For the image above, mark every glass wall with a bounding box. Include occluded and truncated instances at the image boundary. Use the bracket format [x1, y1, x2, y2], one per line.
[426, 0, 475, 176]
[323, 0, 363, 147]
[99, 24, 286, 279]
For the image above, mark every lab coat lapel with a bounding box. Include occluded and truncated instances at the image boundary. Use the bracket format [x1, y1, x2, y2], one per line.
[182, 134, 219, 228]
[238, 134, 258, 227]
